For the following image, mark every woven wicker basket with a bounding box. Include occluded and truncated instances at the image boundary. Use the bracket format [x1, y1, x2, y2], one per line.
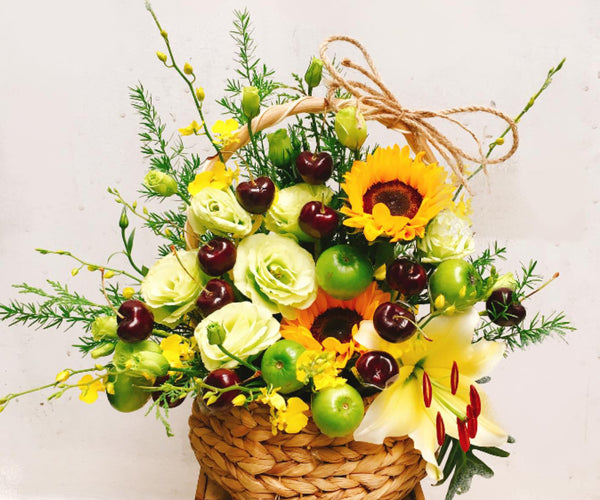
[185, 92, 435, 499]
[189, 397, 426, 500]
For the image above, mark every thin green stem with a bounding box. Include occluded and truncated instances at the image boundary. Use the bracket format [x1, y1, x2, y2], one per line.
[120, 227, 146, 277]
[217, 344, 260, 373]
[146, 5, 225, 162]
[453, 58, 566, 201]
[307, 86, 321, 150]
[108, 187, 149, 222]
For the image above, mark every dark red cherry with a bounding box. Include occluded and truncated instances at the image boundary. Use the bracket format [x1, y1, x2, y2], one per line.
[295, 151, 334, 184]
[355, 351, 399, 388]
[373, 302, 416, 343]
[386, 258, 428, 296]
[486, 288, 526, 327]
[152, 375, 186, 408]
[298, 201, 339, 238]
[235, 176, 276, 214]
[203, 369, 241, 410]
[197, 237, 237, 276]
[117, 299, 154, 343]
[196, 279, 235, 316]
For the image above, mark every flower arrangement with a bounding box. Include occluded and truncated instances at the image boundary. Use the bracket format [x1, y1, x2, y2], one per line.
[0, 5, 574, 500]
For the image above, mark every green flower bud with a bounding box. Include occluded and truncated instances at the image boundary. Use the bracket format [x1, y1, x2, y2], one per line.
[267, 129, 294, 168]
[144, 170, 178, 197]
[91, 315, 118, 341]
[91, 342, 116, 359]
[112, 340, 170, 379]
[304, 57, 323, 88]
[206, 322, 226, 345]
[335, 106, 367, 150]
[241, 86, 260, 120]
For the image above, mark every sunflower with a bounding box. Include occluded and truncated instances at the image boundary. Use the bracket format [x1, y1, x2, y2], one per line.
[341, 145, 454, 242]
[280, 282, 390, 367]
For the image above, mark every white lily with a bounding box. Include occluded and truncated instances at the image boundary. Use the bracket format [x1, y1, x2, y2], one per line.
[353, 307, 507, 479]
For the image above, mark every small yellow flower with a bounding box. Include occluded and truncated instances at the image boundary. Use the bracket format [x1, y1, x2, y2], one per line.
[452, 195, 473, 218]
[187, 161, 239, 196]
[122, 287, 135, 299]
[256, 387, 286, 412]
[374, 264, 386, 281]
[55, 370, 70, 383]
[273, 397, 309, 434]
[195, 87, 205, 101]
[160, 334, 194, 369]
[183, 62, 194, 75]
[296, 350, 345, 390]
[179, 120, 203, 136]
[231, 394, 247, 406]
[211, 119, 239, 147]
[156, 51, 167, 63]
[77, 375, 106, 404]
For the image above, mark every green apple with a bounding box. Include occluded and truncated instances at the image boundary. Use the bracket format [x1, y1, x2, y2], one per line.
[311, 384, 364, 437]
[106, 372, 151, 413]
[316, 245, 373, 300]
[261, 340, 307, 394]
[428, 258, 483, 312]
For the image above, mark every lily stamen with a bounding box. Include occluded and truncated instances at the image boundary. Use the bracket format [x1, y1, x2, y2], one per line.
[451, 361, 459, 395]
[422, 371, 432, 408]
[466, 404, 478, 439]
[469, 384, 481, 417]
[457, 417, 470, 452]
[436, 412, 445, 446]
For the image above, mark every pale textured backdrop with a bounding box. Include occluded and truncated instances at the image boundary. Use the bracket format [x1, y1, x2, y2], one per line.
[0, 0, 599, 499]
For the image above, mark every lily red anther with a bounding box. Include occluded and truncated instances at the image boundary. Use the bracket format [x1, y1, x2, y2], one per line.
[422, 371, 432, 407]
[451, 361, 459, 395]
[469, 384, 481, 417]
[466, 404, 478, 438]
[436, 412, 446, 446]
[457, 417, 470, 452]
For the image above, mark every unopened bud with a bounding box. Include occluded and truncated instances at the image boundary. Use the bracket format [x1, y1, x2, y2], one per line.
[495, 137, 505, 145]
[195, 87, 205, 101]
[119, 208, 129, 229]
[105, 382, 115, 395]
[104, 270, 115, 279]
[241, 86, 260, 120]
[267, 129, 294, 168]
[91, 316, 118, 341]
[304, 57, 323, 88]
[183, 62, 194, 75]
[87, 265, 98, 272]
[55, 370, 71, 383]
[335, 106, 367, 150]
[122, 287, 135, 299]
[144, 170, 178, 197]
[71, 267, 80, 277]
[91, 343, 115, 359]
[156, 51, 167, 64]
[207, 322, 226, 346]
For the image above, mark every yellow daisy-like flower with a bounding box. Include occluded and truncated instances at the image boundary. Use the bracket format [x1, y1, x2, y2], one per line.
[187, 161, 239, 196]
[160, 334, 194, 369]
[272, 397, 309, 434]
[211, 118, 240, 147]
[341, 145, 454, 242]
[77, 374, 106, 404]
[280, 282, 390, 368]
[179, 120, 203, 136]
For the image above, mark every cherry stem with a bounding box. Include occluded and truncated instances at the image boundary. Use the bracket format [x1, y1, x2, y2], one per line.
[100, 269, 124, 319]
[523, 272, 560, 300]
[170, 246, 198, 282]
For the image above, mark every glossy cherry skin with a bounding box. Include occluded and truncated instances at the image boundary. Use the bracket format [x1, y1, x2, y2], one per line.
[117, 299, 154, 343]
[373, 302, 416, 343]
[486, 288, 526, 327]
[295, 151, 334, 184]
[386, 258, 428, 296]
[235, 176, 276, 214]
[152, 375, 186, 408]
[196, 279, 235, 316]
[299, 201, 339, 238]
[203, 369, 241, 410]
[355, 351, 399, 388]
[197, 237, 237, 276]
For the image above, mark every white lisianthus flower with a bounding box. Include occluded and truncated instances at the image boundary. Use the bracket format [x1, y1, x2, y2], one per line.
[265, 183, 333, 241]
[141, 250, 208, 327]
[195, 302, 280, 371]
[187, 186, 252, 238]
[417, 210, 475, 263]
[233, 232, 318, 318]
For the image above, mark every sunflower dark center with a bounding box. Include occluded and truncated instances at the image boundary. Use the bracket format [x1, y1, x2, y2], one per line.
[362, 180, 423, 218]
[310, 307, 362, 344]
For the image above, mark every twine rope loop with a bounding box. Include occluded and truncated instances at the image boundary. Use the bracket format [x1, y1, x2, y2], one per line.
[319, 35, 519, 190]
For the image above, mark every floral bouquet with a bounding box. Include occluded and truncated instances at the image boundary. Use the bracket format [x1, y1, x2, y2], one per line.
[0, 5, 573, 500]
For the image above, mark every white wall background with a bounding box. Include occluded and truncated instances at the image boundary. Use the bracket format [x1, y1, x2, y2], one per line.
[0, 1, 598, 499]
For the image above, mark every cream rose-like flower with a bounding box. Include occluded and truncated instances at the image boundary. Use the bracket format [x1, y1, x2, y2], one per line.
[232, 232, 318, 318]
[141, 249, 207, 327]
[417, 209, 475, 263]
[187, 186, 252, 238]
[195, 302, 280, 371]
[264, 183, 333, 241]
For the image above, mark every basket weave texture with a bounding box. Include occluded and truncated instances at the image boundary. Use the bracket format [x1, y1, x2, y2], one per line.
[189, 397, 426, 500]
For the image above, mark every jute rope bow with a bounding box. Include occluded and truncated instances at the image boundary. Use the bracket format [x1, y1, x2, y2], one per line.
[319, 36, 519, 192]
